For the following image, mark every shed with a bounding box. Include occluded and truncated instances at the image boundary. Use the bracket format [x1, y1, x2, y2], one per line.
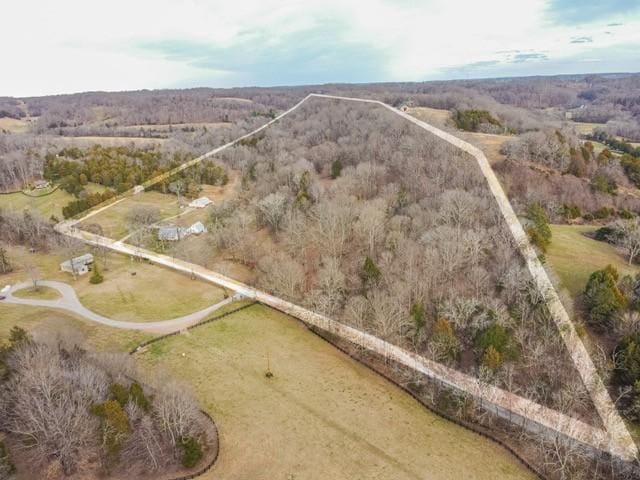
[189, 221, 207, 235]
[60, 253, 94, 275]
[188, 197, 213, 209]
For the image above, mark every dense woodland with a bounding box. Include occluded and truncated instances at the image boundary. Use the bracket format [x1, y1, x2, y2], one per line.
[3, 73, 640, 192]
[192, 97, 595, 420]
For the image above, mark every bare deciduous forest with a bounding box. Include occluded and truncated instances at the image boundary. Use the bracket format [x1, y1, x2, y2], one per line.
[3, 73, 640, 479]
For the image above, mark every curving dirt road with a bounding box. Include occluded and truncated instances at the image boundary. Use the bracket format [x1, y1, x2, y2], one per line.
[2, 280, 241, 333]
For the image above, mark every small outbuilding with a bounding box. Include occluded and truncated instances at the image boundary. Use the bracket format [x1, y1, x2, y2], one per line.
[188, 197, 213, 209]
[60, 253, 94, 275]
[33, 180, 50, 189]
[189, 221, 207, 235]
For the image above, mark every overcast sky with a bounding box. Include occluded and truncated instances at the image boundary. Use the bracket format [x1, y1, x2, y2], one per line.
[2, 0, 640, 97]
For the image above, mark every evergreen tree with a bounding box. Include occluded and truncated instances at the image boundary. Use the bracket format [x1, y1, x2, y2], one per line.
[360, 256, 381, 288]
[331, 159, 343, 179]
[0, 247, 12, 274]
[526, 202, 552, 252]
[90, 261, 104, 284]
[584, 265, 626, 329]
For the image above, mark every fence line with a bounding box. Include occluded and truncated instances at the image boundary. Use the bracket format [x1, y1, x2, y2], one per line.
[58, 94, 639, 465]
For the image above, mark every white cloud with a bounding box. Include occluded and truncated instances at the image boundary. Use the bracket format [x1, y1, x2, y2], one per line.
[1, 0, 639, 96]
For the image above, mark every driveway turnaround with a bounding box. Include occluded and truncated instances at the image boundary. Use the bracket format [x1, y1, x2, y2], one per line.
[3, 280, 241, 333]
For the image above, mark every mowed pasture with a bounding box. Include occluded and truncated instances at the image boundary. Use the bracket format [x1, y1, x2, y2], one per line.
[546, 224, 640, 296]
[1, 245, 226, 322]
[0, 183, 107, 219]
[138, 304, 536, 480]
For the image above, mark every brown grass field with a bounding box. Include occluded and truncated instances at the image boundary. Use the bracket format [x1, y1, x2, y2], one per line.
[137, 304, 535, 480]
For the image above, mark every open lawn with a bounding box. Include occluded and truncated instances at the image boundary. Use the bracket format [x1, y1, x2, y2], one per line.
[12, 286, 60, 300]
[546, 224, 640, 296]
[137, 304, 535, 480]
[1, 245, 226, 322]
[79, 190, 181, 239]
[0, 304, 151, 352]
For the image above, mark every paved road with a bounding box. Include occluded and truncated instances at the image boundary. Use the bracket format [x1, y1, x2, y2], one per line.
[2, 280, 241, 333]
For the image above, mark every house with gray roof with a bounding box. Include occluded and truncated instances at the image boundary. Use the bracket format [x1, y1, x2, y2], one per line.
[60, 253, 94, 275]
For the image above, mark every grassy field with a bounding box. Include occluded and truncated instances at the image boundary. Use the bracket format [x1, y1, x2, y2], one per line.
[546, 224, 640, 296]
[407, 106, 450, 127]
[12, 286, 60, 300]
[138, 304, 535, 480]
[0, 188, 74, 219]
[0, 304, 151, 352]
[0, 183, 106, 219]
[0, 117, 33, 133]
[79, 190, 181, 239]
[1, 245, 226, 322]
[406, 107, 510, 165]
[569, 121, 607, 136]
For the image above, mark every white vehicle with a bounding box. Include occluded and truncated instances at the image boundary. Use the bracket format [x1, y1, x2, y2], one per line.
[0, 285, 10, 300]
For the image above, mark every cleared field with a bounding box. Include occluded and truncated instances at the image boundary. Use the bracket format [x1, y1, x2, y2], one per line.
[1, 245, 226, 322]
[0, 183, 106, 219]
[58, 136, 166, 146]
[569, 122, 607, 136]
[458, 131, 511, 165]
[138, 304, 535, 480]
[406, 106, 450, 127]
[406, 107, 510, 165]
[120, 122, 231, 132]
[547, 224, 640, 296]
[0, 117, 33, 133]
[79, 190, 181, 239]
